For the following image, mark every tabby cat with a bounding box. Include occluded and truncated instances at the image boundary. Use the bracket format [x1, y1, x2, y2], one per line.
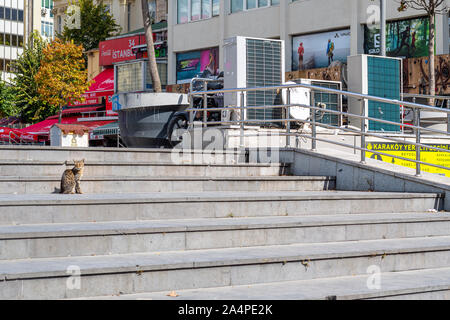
[60, 159, 85, 194]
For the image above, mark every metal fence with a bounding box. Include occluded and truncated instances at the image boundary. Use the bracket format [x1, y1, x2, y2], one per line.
[188, 82, 450, 177]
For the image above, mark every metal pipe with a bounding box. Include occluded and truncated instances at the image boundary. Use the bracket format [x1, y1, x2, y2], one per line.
[188, 103, 450, 136]
[380, 0, 386, 56]
[311, 90, 316, 151]
[189, 83, 450, 114]
[286, 88, 291, 147]
[415, 108, 421, 176]
[240, 91, 245, 149]
[360, 98, 366, 163]
[203, 80, 208, 128]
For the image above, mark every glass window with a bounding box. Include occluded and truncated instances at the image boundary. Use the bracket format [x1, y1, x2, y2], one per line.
[258, 0, 268, 7]
[272, 0, 280, 4]
[191, 0, 201, 21]
[177, 0, 189, 24]
[231, 0, 243, 13]
[212, 0, 220, 16]
[247, 0, 257, 9]
[202, 0, 211, 19]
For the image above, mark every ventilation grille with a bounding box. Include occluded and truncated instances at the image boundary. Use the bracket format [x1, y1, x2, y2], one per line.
[246, 39, 282, 123]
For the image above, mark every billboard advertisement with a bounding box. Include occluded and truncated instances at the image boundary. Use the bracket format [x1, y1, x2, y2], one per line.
[176, 47, 219, 84]
[292, 29, 351, 71]
[364, 16, 430, 58]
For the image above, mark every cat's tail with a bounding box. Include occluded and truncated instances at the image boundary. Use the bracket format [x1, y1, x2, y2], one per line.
[53, 187, 62, 194]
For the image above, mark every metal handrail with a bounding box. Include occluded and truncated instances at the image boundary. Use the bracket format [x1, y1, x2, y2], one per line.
[187, 83, 450, 177]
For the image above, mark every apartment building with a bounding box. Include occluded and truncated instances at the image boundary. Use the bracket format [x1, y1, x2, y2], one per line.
[0, 1, 55, 81]
[166, 0, 450, 84]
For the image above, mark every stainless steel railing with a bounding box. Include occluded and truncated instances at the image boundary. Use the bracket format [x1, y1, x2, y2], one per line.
[188, 83, 450, 177]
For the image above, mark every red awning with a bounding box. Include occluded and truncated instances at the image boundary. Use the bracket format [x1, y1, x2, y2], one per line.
[62, 106, 104, 114]
[84, 68, 114, 98]
[21, 118, 59, 135]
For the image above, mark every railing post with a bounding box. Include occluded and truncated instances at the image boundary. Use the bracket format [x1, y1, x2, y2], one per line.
[188, 94, 194, 130]
[311, 90, 316, 151]
[203, 81, 208, 128]
[360, 98, 366, 164]
[415, 107, 421, 176]
[286, 88, 291, 147]
[240, 91, 245, 150]
[447, 99, 450, 134]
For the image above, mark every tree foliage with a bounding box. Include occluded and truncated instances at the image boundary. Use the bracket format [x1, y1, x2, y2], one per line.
[60, 0, 121, 52]
[396, 0, 447, 103]
[11, 31, 52, 122]
[35, 39, 92, 114]
[0, 81, 17, 118]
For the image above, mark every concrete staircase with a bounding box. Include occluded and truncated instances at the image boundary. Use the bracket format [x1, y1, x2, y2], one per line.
[0, 146, 448, 300]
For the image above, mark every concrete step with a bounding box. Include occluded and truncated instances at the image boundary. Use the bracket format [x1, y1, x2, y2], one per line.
[0, 191, 442, 225]
[0, 175, 335, 194]
[0, 213, 449, 260]
[0, 161, 289, 177]
[0, 146, 248, 164]
[1, 236, 450, 299]
[85, 267, 450, 300]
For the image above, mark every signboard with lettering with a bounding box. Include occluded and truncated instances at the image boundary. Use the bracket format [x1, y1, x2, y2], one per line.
[99, 35, 146, 66]
[366, 142, 450, 177]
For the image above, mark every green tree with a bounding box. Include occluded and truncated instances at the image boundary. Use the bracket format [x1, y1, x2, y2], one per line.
[35, 38, 92, 123]
[60, 0, 121, 53]
[12, 31, 53, 123]
[397, 0, 447, 105]
[0, 81, 17, 118]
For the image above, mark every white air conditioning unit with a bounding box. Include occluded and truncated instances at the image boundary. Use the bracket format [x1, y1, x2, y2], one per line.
[224, 36, 285, 124]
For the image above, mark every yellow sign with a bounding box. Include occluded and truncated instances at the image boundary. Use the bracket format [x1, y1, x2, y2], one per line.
[366, 142, 450, 177]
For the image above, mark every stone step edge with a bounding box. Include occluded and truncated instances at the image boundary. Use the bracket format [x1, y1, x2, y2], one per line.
[80, 267, 450, 300]
[0, 191, 442, 207]
[0, 161, 288, 168]
[0, 176, 333, 182]
[1, 235, 450, 281]
[0, 212, 448, 239]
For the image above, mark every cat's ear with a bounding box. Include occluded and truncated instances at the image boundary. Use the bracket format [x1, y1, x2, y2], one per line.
[82, 158, 86, 163]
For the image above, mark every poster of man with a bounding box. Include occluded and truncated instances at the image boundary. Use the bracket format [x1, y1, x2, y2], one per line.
[364, 17, 429, 58]
[292, 29, 351, 71]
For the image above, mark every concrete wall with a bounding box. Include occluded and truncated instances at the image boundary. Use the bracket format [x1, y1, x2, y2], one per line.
[278, 148, 449, 211]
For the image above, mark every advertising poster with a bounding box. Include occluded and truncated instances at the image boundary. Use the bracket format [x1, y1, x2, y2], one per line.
[364, 16, 430, 58]
[366, 142, 450, 177]
[292, 29, 351, 71]
[176, 47, 219, 83]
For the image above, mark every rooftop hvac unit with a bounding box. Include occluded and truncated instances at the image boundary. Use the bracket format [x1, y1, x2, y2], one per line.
[290, 79, 343, 127]
[348, 54, 402, 132]
[224, 36, 285, 125]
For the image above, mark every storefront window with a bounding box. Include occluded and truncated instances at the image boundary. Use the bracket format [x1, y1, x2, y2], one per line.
[117, 62, 144, 93]
[177, 0, 189, 24]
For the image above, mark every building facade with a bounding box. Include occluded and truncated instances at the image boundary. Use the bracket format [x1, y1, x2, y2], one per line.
[53, 0, 167, 35]
[166, 0, 450, 84]
[0, 0, 54, 82]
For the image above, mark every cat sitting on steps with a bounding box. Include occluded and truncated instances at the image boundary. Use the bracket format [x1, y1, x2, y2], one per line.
[59, 159, 85, 194]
